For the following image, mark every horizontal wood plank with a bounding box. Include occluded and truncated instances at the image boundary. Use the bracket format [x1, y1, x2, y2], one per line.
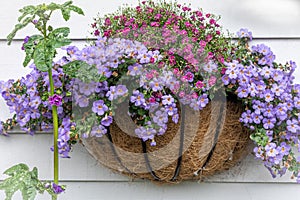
[0, 0, 299, 39]
[0, 181, 299, 200]
[0, 133, 296, 183]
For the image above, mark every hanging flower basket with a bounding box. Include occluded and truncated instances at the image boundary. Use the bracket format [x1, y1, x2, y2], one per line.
[83, 96, 250, 183]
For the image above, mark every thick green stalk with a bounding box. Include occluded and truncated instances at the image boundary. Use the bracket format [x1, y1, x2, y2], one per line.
[48, 69, 59, 200]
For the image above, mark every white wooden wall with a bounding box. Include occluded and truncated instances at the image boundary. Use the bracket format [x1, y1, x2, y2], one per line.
[0, 0, 300, 199]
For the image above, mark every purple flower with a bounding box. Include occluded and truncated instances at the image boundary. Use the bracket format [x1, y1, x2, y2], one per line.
[79, 82, 97, 96]
[240, 110, 253, 124]
[237, 87, 249, 98]
[91, 125, 107, 137]
[263, 118, 276, 129]
[135, 126, 156, 141]
[197, 94, 209, 109]
[130, 90, 146, 106]
[263, 90, 274, 102]
[128, 63, 142, 76]
[153, 110, 168, 127]
[115, 85, 128, 96]
[294, 97, 300, 109]
[286, 119, 299, 133]
[21, 36, 30, 50]
[101, 115, 113, 127]
[49, 94, 63, 106]
[92, 100, 108, 116]
[203, 61, 218, 73]
[277, 142, 290, 156]
[77, 95, 90, 108]
[52, 183, 64, 194]
[149, 79, 162, 92]
[265, 143, 279, 157]
[237, 28, 252, 40]
[162, 95, 174, 106]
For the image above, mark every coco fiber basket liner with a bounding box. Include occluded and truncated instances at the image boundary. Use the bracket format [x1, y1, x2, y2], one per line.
[82, 96, 250, 183]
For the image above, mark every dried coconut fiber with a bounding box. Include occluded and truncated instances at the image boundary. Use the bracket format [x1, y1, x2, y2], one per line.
[82, 95, 250, 183]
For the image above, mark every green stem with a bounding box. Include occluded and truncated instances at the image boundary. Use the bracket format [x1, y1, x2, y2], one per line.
[48, 69, 59, 200]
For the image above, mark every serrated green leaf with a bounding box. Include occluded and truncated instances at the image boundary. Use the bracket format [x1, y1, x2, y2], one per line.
[23, 34, 43, 67]
[62, 1, 73, 7]
[68, 5, 84, 15]
[33, 41, 55, 72]
[18, 5, 36, 21]
[21, 184, 37, 200]
[3, 163, 29, 176]
[48, 27, 71, 48]
[47, 3, 61, 11]
[61, 8, 71, 21]
[7, 16, 35, 45]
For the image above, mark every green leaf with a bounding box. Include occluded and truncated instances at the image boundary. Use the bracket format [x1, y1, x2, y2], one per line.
[0, 164, 36, 200]
[33, 41, 55, 72]
[62, 60, 90, 78]
[23, 34, 43, 67]
[48, 27, 71, 48]
[61, 8, 71, 21]
[62, 1, 73, 7]
[47, 3, 61, 11]
[3, 163, 29, 176]
[68, 5, 84, 15]
[18, 5, 36, 22]
[7, 16, 35, 45]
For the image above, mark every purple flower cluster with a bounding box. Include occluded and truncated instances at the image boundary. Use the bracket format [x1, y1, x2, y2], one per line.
[0, 64, 74, 157]
[225, 28, 300, 180]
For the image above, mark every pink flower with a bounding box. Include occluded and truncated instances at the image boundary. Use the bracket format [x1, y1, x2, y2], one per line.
[94, 30, 100, 36]
[209, 19, 216, 25]
[150, 22, 160, 27]
[216, 30, 221, 35]
[199, 40, 206, 48]
[179, 91, 185, 98]
[185, 22, 192, 28]
[207, 52, 214, 59]
[191, 92, 198, 99]
[182, 6, 191, 11]
[155, 14, 162, 20]
[195, 81, 204, 89]
[148, 7, 154, 13]
[103, 30, 111, 37]
[221, 68, 227, 74]
[104, 17, 111, 26]
[173, 68, 180, 76]
[185, 72, 194, 82]
[169, 55, 176, 65]
[206, 34, 213, 42]
[195, 11, 202, 17]
[208, 76, 217, 86]
[206, 13, 211, 18]
[150, 57, 155, 63]
[149, 97, 156, 103]
[136, 6, 142, 12]
[146, 73, 153, 80]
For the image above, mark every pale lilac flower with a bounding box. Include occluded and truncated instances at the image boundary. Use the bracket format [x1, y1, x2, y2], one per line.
[92, 100, 108, 116]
